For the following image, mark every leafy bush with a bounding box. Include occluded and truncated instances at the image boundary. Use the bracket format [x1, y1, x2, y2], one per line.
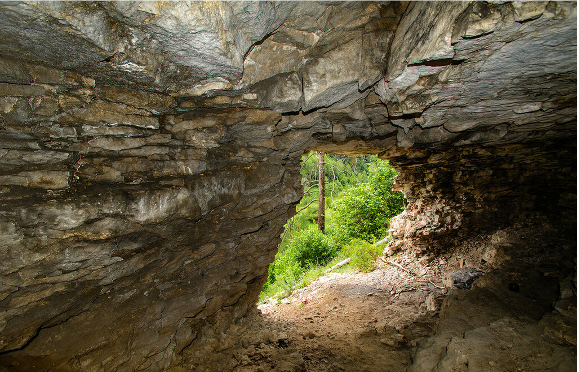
[287, 227, 337, 268]
[341, 239, 384, 272]
[260, 227, 338, 302]
[331, 160, 405, 243]
[330, 183, 383, 242]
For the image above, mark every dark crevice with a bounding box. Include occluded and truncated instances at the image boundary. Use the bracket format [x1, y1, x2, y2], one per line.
[408, 58, 465, 67]
[516, 14, 543, 24]
[239, 222, 266, 237]
[0, 327, 42, 356]
[281, 111, 302, 117]
[388, 112, 423, 120]
[97, 52, 124, 64]
[461, 31, 494, 40]
[177, 333, 199, 356]
[243, 30, 278, 61]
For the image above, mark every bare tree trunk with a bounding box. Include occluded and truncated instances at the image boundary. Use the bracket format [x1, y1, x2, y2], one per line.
[317, 152, 325, 233]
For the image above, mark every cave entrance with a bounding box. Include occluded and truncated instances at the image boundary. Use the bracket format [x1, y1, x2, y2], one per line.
[259, 151, 407, 304]
[242, 154, 445, 372]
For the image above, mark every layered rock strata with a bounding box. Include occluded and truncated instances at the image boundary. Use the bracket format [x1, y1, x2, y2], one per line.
[386, 140, 577, 256]
[0, 2, 576, 371]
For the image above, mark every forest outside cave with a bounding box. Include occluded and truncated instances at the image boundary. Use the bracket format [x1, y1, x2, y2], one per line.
[260, 152, 407, 303]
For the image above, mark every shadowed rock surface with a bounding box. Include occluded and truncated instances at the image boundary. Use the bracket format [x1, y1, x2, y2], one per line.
[0, 2, 575, 371]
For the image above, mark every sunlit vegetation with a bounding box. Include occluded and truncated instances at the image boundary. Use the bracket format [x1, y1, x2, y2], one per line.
[260, 153, 407, 302]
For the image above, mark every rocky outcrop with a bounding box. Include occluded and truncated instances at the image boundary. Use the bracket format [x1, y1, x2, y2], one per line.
[0, 2, 575, 371]
[409, 218, 576, 372]
[385, 140, 577, 256]
[0, 2, 296, 91]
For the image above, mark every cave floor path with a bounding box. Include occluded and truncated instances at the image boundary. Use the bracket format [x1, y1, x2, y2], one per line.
[233, 255, 450, 372]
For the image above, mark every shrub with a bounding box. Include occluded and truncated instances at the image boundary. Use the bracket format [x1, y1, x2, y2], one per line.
[341, 239, 384, 272]
[331, 160, 405, 243]
[331, 183, 385, 242]
[260, 227, 338, 302]
[287, 227, 337, 269]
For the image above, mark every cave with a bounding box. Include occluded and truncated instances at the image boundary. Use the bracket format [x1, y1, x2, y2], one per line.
[0, 1, 576, 371]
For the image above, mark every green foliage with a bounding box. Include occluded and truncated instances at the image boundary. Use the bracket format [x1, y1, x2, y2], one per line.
[331, 159, 405, 243]
[287, 227, 337, 268]
[260, 227, 337, 301]
[300, 152, 374, 201]
[268, 227, 336, 286]
[261, 247, 302, 301]
[341, 239, 384, 272]
[260, 154, 407, 303]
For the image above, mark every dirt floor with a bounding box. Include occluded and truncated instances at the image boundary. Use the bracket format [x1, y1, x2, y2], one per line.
[232, 252, 452, 372]
[231, 219, 577, 372]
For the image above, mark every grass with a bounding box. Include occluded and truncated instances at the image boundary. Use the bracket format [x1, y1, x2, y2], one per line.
[259, 236, 390, 304]
[259, 256, 342, 303]
[342, 239, 387, 272]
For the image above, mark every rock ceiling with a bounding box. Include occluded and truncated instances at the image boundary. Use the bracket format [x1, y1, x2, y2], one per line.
[0, 1, 574, 149]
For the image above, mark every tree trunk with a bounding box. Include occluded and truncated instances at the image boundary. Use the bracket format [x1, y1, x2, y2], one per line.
[318, 152, 325, 233]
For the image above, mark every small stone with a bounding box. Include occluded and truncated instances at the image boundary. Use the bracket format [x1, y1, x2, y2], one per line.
[560, 279, 575, 299]
[379, 333, 406, 348]
[426, 293, 437, 311]
[449, 268, 483, 290]
[239, 354, 251, 366]
[380, 325, 407, 347]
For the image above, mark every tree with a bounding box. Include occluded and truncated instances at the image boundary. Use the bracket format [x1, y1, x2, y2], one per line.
[318, 152, 325, 232]
[295, 152, 387, 233]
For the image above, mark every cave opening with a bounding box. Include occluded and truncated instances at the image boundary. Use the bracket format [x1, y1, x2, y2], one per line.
[237, 140, 577, 372]
[259, 151, 407, 304]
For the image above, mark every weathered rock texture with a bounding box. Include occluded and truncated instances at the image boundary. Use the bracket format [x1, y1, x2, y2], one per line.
[0, 2, 575, 371]
[409, 216, 577, 371]
[386, 141, 576, 256]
